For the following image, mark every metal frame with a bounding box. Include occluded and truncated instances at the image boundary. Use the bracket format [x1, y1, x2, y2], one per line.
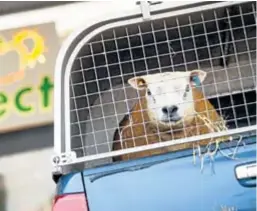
[52, 1, 255, 173]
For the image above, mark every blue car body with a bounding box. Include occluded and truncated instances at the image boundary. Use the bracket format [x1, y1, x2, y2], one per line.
[57, 135, 256, 211]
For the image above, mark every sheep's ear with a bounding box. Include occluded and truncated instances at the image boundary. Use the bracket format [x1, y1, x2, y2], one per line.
[189, 69, 207, 86]
[128, 77, 147, 90]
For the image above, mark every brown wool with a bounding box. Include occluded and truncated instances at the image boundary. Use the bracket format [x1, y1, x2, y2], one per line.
[112, 88, 229, 161]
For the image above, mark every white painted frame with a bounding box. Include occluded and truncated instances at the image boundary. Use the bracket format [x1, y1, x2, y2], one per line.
[54, 1, 255, 167]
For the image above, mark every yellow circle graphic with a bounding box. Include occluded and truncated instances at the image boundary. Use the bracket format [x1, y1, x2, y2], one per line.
[0, 29, 46, 86]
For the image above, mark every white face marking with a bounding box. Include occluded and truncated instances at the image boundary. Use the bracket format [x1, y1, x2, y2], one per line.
[128, 70, 207, 127]
[144, 72, 195, 126]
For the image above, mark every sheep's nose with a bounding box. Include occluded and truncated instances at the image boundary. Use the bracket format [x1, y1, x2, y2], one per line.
[162, 105, 178, 115]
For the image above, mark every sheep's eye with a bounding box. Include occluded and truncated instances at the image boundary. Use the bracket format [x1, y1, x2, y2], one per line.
[183, 84, 190, 98]
[147, 89, 152, 95]
[185, 84, 190, 92]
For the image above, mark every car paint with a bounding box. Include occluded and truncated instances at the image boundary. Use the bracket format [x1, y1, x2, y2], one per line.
[56, 136, 256, 211]
[83, 136, 256, 211]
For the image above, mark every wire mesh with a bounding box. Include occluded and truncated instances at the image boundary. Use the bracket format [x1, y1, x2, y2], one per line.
[68, 2, 256, 165]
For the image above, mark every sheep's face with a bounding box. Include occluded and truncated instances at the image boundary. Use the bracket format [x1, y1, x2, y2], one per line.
[128, 70, 207, 127]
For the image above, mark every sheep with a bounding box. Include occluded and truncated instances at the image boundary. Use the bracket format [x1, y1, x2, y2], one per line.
[112, 70, 231, 162]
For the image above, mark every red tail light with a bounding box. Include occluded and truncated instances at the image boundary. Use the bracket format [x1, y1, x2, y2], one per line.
[52, 193, 88, 211]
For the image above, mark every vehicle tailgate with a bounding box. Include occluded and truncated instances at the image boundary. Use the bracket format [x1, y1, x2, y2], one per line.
[83, 137, 256, 211]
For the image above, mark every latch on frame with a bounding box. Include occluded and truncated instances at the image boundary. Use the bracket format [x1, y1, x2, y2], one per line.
[51, 151, 77, 168]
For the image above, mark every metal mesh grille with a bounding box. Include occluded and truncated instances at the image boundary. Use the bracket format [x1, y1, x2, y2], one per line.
[69, 2, 256, 165]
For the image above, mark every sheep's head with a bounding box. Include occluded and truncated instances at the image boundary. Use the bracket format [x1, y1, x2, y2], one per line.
[128, 70, 207, 127]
